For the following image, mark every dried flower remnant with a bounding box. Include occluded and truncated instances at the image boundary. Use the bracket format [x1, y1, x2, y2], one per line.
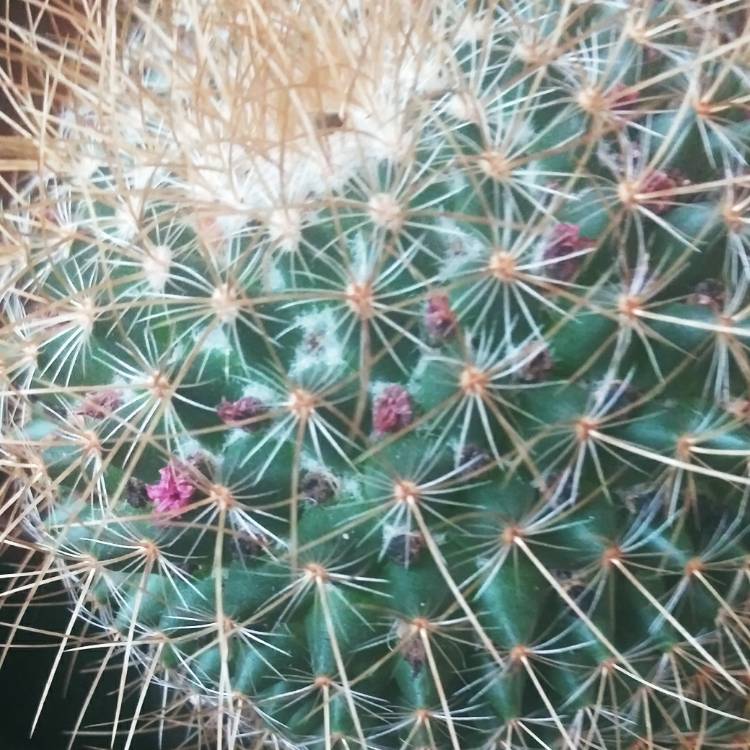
[125, 477, 150, 508]
[3, 2, 748, 745]
[217, 396, 269, 430]
[639, 170, 688, 214]
[542, 223, 594, 281]
[187, 452, 216, 482]
[425, 294, 457, 340]
[314, 112, 345, 131]
[386, 532, 425, 565]
[76, 389, 123, 418]
[458, 443, 491, 475]
[299, 471, 338, 505]
[689, 279, 725, 309]
[232, 532, 270, 560]
[608, 84, 640, 118]
[519, 345, 553, 382]
[373, 385, 414, 435]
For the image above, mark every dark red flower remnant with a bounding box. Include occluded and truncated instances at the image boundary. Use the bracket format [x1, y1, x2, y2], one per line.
[146, 462, 196, 513]
[217, 396, 268, 430]
[76, 389, 123, 418]
[458, 443, 491, 475]
[542, 223, 594, 281]
[639, 170, 682, 214]
[608, 84, 639, 114]
[300, 471, 337, 505]
[373, 385, 413, 435]
[233, 532, 270, 560]
[519, 346, 553, 382]
[689, 279, 725, 309]
[125, 477, 150, 508]
[425, 294, 457, 340]
[386, 532, 425, 565]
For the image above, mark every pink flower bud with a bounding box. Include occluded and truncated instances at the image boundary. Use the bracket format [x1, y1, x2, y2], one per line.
[146, 462, 196, 513]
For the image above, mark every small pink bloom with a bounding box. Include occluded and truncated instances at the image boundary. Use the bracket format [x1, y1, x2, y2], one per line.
[542, 223, 594, 281]
[373, 385, 413, 435]
[147, 462, 196, 513]
[425, 294, 457, 340]
[76, 389, 123, 418]
[217, 396, 268, 430]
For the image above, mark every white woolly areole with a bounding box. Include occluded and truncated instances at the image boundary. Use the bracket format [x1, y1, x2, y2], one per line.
[201, 325, 233, 353]
[445, 91, 485, 123]
[436, 215, 488, 281]
[240, 381, 278, 407]
[347, 232, 373, 283]
[268, 208, 303, 252]
[367, 192, 405, 232]
[142, 245, 172, 292]
[289, 308, 345, 378]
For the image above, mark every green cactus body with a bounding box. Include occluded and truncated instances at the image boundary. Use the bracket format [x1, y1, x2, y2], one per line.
[1, 1, 749, 749]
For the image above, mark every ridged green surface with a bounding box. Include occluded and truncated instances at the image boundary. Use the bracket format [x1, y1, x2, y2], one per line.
[1, 2, 749, 748]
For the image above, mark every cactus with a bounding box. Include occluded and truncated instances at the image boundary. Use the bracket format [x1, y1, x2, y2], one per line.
[1, 1, 749, 748]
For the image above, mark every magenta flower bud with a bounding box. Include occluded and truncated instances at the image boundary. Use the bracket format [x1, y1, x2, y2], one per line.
[146, 462, 196, 513]
[76, 389, 123, 418]
[425, 294, 457, 340]
[542, 223, 593, 281]
[217, 396, 268, 430]
[373, 385, 413, 435]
